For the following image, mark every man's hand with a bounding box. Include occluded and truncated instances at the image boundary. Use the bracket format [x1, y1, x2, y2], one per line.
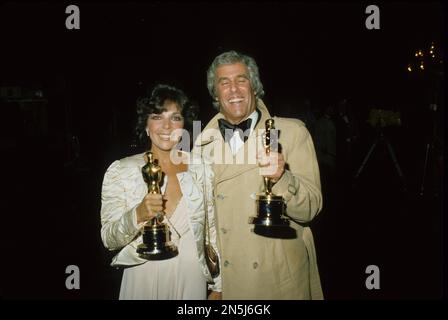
[208, 291, 222, 300]
[257, 150, 285, 183]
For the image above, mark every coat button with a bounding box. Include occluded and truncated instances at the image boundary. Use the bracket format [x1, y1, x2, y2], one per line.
[253, 262, 258, 269]
[224, 260, 230, 267]
[217, 194, 225, 200]
[221, 228, 227, 234]
[288, 183, 297, 195]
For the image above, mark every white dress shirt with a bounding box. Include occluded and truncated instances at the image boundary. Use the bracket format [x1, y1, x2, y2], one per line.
[229, 109, 259, 155]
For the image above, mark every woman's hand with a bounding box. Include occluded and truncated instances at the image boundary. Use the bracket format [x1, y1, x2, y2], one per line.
[208, 291, 222, 300]
[136, 193, 164, 224]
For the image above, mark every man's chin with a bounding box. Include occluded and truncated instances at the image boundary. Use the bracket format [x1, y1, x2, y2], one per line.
[227, 111, 248, 122]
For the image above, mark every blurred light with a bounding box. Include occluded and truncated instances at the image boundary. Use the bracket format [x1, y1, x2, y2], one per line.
[430, 50, 433, 54]
[407, 65, 412, 72]
[420, 63, 424, 70]
[432, 54, 435, 58]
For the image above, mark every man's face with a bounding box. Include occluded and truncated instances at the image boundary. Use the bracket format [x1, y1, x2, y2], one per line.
[214, 62, 257, 124]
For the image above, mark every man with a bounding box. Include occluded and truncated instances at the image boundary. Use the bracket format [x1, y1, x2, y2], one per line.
[194, 50, 323, 299]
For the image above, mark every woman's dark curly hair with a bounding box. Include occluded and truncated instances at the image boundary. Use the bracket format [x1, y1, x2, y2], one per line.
[135, 84, 199, 148]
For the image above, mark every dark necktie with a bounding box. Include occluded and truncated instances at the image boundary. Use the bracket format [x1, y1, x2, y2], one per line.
[218, 117, 253, 142]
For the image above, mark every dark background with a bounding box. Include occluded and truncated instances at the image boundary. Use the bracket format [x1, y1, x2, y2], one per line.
[0, 1, 444, 299]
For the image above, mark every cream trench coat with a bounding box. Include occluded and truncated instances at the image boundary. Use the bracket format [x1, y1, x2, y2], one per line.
[100, 152, 222, 292]
[193, 99, 323, 299]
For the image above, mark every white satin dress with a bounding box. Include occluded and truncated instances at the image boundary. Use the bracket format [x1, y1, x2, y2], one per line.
[118, 196, 207, 300]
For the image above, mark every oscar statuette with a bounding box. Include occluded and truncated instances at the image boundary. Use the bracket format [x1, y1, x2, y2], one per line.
[136, 151, 179, 260]
[249, 119, 294, 238]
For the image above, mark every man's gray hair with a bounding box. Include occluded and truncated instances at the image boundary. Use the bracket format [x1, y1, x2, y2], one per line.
[207, 50, 265, 110]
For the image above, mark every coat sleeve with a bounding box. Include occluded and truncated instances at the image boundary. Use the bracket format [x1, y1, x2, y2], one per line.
[272, 121, 323, 223]
[100, 160, 142, 251]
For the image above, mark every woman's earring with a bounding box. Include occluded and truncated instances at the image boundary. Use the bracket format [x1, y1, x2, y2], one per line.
[145, 128, 149, 136]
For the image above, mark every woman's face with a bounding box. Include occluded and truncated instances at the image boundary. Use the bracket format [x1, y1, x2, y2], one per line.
[146, 101, 184, 153]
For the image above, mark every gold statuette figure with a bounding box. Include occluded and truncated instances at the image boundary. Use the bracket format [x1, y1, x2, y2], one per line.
[249, 119, 290, 236]
[136, 151, 178, 260]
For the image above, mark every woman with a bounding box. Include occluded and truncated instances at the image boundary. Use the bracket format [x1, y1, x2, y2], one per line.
[100, 84, 221, 300]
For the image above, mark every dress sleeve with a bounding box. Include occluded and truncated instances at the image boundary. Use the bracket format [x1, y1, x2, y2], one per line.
[100, 160, 142, 250]
[203, 163, 222, 292]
